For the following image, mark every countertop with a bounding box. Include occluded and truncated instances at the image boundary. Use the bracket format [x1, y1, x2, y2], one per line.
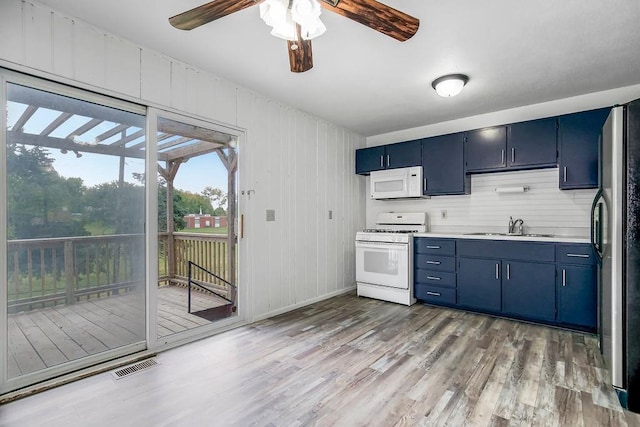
[413, 232, 590, 244]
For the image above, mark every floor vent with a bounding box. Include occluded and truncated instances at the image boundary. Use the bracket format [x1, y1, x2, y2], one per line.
[111, 358, 159, 380]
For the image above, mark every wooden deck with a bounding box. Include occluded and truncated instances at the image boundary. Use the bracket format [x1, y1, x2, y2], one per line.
[8, 285, 230, 379]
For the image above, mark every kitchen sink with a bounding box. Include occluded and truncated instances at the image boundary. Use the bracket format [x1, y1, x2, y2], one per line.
[464, 232, 508, 236]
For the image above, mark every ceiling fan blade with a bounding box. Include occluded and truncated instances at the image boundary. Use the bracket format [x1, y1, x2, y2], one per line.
[169, 0, 263, 30]
[288, 25, 313, 73]
[320, 0, 419, 41]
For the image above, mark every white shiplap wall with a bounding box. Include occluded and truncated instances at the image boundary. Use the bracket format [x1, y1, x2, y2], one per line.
[0, 0, 366, 321]
[368, 168, 597, 237]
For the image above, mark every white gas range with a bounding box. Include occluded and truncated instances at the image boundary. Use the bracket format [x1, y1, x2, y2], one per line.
[355, 212, 428, 306]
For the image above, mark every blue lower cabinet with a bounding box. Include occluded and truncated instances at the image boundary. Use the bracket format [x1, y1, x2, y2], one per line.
[557, 264, 597, 329]
[502, 261, 556, 321]
[457, 257, 501, 312]
[415, 284, 456, 305]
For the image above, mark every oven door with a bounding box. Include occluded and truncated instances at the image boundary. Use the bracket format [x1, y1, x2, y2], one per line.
[355, 241, 409, 289]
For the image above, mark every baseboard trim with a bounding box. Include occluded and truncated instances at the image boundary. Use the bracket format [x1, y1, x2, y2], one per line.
[251, 286, 356, 323]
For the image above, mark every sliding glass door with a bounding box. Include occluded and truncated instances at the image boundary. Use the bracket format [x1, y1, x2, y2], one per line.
[2, 76, 147, 392]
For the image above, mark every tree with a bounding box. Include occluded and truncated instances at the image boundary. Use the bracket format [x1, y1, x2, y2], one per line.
[7, 144, 88, 239]
[177, 190, 215, 215]
[202, 186, 227, 215]
[83, 181, 145, 234]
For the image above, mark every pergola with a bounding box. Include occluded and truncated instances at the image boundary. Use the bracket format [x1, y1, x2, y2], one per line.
[6, 83, 238, 289]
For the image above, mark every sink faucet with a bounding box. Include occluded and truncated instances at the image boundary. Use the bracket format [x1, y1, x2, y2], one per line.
[508, 216, 524, 235]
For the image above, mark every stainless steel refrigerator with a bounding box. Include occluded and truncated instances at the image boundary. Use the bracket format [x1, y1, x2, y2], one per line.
[596, 98, 640, 412]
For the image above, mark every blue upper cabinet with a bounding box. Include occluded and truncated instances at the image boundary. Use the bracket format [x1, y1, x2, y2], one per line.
[465, 126, 508, 172]
[558, 108, 610, 189]
[466, 118, 557, 173]
[355, 140, 421, 175]
[355, 146, 386, 174]
[421, 133, 470, 195]
[507, 117, 557, 168]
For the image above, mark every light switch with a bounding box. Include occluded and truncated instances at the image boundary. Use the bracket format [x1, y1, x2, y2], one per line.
[266, 209, 276, 222]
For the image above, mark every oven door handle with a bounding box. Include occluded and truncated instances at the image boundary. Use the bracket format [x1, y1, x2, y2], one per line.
[356, 241, 408, 249]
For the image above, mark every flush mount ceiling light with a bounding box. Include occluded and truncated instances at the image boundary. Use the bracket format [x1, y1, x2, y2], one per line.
[431, 74, 469, 98]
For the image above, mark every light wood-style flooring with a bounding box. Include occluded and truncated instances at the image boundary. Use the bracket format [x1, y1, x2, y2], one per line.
[7, 285, 227, 378]
[3, 292, 640, 426]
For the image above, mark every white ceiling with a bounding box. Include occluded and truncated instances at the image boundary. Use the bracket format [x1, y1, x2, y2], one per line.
[35, 0, 640, 137]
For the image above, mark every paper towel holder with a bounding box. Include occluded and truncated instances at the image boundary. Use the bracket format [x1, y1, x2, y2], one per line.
[495, 185, 530, 193]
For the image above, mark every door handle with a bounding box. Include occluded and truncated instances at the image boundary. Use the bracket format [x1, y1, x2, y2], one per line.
[424, 178, 427, 193]
[511, 147, 515, 164]
[563, 166, 568, 182]
[562, 269, 566, 287]
[240, 214, 244, 239]
[501, 149, 505, 165]
[507, 263, 510, 280]
[495, 263, 500, 279]
[380, 155, 384, 168]
[386, 155, 390, 168]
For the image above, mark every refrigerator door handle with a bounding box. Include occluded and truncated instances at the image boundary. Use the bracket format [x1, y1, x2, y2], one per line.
[590, 188, 603, 261]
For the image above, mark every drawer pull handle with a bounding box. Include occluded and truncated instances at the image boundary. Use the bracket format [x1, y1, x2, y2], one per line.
[426, 245, 441, 249]
[426, 276, 441, 281]
[426, 261, 441, 265]
[567, 254, 589, 258]
[426, 291, 441, 297]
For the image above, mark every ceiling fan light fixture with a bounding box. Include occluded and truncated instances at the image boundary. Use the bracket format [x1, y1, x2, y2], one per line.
[259, 0, 289, 27]
[270, 13, 297, 40]
[431, 74, 469, 98]
[261, 0, 326, 41]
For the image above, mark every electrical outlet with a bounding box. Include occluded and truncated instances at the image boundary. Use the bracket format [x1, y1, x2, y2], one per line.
[441, 209, 447, 219]
[266, 209, 275, 222]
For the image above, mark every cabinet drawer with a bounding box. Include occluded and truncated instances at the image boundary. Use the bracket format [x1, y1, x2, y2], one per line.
[557, 244, 596, 265]
[458, 239, 555, 262]
[415, 270, 456, 288]
[415, 284, 456, 305]
[414, 238, 456, 255]
[415, 254, 455, 271]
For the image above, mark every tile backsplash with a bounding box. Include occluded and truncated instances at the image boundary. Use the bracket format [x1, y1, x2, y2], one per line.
[367, 168, 597, 237]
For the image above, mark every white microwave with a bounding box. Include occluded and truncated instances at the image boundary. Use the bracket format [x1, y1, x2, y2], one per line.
[370, 166, 426, 199]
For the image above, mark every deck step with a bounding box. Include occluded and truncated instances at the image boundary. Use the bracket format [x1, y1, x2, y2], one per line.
[191, 304, 235, 322]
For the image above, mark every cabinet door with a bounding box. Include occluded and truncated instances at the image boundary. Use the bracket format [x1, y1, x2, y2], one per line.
[558, 108, 610, 189]
[502, 261, 556, 321]
[465, 126, 507, 172]
[558, 264, 597, 329]
[355, 146, 385, 175]
[422, 133, 469, 195]
[386, 140, 422, 169]
[508, 118, 557, 168]
[457, 257, 501, 312]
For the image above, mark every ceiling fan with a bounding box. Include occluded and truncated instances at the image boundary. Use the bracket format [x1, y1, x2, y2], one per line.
[169, 0, 419, 73]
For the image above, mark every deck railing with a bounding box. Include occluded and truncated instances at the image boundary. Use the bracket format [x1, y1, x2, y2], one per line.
[8, 232, 232, 314]
[160, 232, 231, 288]
[7, 234, 145, 313]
